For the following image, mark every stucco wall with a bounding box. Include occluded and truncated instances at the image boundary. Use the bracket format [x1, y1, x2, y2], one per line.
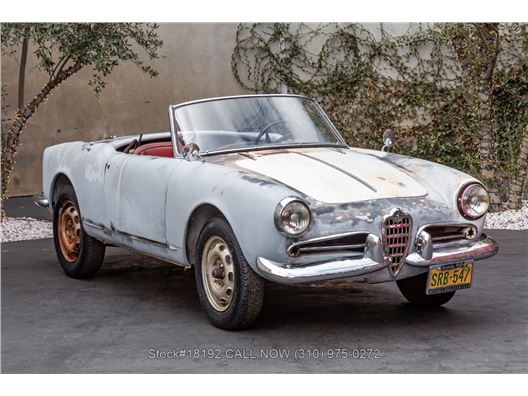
[1, 22, 419, 196]
[1, 23, 249, 196]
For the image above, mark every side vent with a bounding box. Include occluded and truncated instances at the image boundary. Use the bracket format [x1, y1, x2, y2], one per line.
[287, 232, 369, 257]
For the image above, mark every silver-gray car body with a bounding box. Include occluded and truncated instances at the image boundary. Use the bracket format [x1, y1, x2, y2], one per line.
[36, 94, 498, 286]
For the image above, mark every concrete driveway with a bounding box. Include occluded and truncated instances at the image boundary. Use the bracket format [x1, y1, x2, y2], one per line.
[1, 230, 527, 373]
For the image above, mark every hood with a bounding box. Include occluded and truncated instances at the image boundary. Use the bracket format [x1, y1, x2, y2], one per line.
[232, 147, 427, 204]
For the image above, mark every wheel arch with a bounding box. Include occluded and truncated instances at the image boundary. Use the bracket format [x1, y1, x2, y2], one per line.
[185, 203, 228, 266]
[50, 173, 74, 209]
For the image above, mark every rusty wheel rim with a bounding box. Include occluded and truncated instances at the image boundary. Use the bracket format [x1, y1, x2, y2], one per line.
[58, 200, 81, 263]
[201, 235, 235, 312]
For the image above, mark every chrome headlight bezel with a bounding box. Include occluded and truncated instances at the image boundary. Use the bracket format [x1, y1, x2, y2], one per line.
[457, 182, 490, 220]
[274, 197, 311, 237]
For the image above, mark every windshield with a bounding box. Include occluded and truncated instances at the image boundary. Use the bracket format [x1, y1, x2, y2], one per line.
[172, 96, 344, 153]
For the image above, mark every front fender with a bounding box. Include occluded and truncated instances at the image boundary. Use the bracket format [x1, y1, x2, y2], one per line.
[166, 160, 296, 268]
[355, 148, 481, 210]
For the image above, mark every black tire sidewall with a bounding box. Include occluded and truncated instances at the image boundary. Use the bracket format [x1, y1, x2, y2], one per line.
[194, 217, 263, 329]
[396, 271, 455, 307]
[53, 184, 103, 278]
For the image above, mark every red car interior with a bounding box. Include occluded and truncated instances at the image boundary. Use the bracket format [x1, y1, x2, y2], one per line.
[133, 141, 174, 157]
[132, 132, 188, 157]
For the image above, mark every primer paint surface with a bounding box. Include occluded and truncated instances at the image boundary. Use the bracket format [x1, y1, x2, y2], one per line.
[235, 148, 427, 204]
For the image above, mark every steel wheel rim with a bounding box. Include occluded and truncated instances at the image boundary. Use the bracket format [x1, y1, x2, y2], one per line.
[201, 235, 235, 312]
[58, 200, 81, 263]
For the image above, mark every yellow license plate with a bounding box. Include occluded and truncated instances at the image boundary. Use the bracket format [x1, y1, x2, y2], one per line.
[426, 262, 473, 295]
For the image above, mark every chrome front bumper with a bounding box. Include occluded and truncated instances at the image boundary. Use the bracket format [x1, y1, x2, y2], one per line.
[257, 233, 390, 284]
[405, 234, 498, 267]
[32, 193, 49, 208]
[257, 255, 392, 284]
[256, 233, 498, 285]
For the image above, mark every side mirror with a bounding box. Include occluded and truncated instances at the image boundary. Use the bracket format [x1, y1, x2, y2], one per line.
[382, 129, 395, 152]
[182, 142, 201, 161]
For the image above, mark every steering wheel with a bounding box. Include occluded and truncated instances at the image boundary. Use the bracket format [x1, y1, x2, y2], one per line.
[254, 120, 289, 144]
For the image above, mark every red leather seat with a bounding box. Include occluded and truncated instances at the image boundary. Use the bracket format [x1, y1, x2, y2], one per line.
[133, 141, 174, 157]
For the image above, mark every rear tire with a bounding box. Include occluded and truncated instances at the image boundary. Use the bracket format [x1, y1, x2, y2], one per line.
[53, 183, 105, 279]
[194, 217, 265, 330]
[397, 272, 455, 307]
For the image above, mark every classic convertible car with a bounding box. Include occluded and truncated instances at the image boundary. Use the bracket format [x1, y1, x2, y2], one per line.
[35, 94, 498, 329]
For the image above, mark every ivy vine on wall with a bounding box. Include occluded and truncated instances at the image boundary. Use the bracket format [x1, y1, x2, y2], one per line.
[231, 23, 528, 209]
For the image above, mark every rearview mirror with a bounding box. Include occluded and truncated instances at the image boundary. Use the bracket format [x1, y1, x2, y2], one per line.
[382, 129, 395, 152]
[182, 142, 201, 161]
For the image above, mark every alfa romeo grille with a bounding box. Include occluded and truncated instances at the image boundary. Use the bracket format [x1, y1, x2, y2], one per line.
[383, 209, 412, 275]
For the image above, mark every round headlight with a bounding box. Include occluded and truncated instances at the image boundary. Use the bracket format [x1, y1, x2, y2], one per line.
[458, 183, 490, 219]
[274, 197, 311, 236]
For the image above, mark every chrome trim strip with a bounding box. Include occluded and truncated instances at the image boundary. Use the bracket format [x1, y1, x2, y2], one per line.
[198, 143, 348, 157]
[168, 105, 181, 157]
[432, 239, 475, 249]
[312, 100, 347, 145]
[82, 220, 178, 251]
[432, 234, 469, 242]
[32, 193, 49, 208]
[299, 245, 365, 253]
[170, 94, 311, 110]
[82, 220, 104, 230]
[406, 234, 498, 267]
[287, 231, 369, 256]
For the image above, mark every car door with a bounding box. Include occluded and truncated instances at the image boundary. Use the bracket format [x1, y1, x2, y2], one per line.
[103, 153, 178, 244]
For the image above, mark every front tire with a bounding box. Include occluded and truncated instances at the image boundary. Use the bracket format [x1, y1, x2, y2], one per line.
[53, 183, 106, 279]
[194, 217, 265, 330]
[396, 272, 455, 307]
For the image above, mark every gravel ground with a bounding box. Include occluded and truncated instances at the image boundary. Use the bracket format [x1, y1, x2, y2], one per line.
[485, 200, 528, 230]
[1, 217, 53, 242]
[1, 200, 526, 242]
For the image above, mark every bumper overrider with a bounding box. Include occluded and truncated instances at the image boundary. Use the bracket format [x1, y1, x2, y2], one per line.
[256, 233, 498, 284]
[32, 193, 49, 208]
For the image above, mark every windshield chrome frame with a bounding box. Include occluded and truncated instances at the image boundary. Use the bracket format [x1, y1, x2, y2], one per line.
[167, 94, 347, 157]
